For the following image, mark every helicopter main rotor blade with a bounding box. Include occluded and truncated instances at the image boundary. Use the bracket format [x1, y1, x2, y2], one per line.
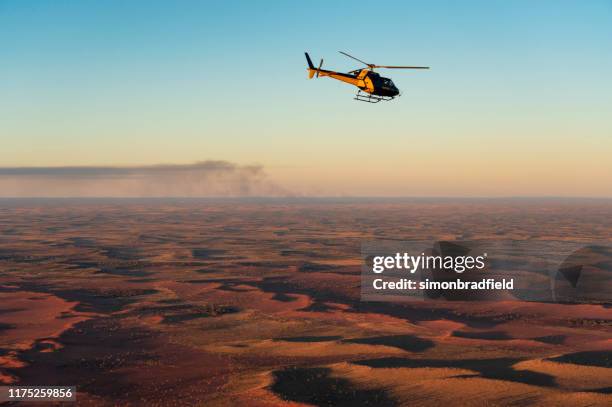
[338, 51, 372, 67]
[374, 65, 430, 69]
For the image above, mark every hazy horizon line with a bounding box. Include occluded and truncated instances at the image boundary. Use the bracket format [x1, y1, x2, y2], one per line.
[1, 196, 610, 200]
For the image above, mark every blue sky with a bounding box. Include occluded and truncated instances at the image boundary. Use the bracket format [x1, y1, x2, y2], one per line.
[1, 0, 611, 196]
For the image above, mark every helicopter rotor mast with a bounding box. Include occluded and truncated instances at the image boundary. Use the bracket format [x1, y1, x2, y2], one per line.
[338, 51, 429, 71]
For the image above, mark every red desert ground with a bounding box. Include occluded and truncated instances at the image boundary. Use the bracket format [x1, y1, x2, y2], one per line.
[0, 198, 610, 406]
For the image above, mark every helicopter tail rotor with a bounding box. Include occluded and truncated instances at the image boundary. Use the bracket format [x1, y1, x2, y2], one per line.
[305, 52, 326, 79]
[316, 58, 323, 78]
[304, 52, 323, 79]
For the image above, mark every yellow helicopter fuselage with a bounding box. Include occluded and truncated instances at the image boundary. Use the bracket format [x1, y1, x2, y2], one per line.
[305, 53, 400, 98]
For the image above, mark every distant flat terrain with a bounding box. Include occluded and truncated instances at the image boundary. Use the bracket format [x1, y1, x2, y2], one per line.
[0, 198, 611, 406]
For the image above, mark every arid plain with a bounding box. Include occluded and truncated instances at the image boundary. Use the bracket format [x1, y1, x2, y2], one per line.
[0, 198, 610, 406]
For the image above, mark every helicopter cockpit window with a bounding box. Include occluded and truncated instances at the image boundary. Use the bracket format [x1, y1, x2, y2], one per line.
[382, 78, 395, 88]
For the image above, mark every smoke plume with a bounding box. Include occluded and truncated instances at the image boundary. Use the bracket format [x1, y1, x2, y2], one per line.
[0, 161, 288, 197]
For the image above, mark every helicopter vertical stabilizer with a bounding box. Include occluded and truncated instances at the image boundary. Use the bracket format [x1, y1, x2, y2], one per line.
[305, 52, 316, 78]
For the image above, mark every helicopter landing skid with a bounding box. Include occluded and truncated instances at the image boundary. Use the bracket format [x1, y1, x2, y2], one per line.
[354, 91, 396, 103]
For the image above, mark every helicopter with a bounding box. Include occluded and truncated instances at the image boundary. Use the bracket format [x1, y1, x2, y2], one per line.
[305, 51, 429, 103]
